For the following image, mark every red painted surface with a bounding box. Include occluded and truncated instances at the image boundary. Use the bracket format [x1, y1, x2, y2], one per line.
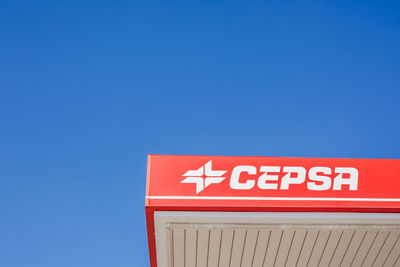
[145, 155, 400, 266]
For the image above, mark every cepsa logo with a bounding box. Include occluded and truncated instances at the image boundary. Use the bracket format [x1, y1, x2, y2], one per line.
[181, 161, 358, 194]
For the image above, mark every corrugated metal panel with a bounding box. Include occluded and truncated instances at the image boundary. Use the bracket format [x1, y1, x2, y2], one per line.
[167, 226, 400, 267]
[285, 229, 307, 267]
[241, 229, 259, 266]
[196, 229, 209, 267]
[184, 229, 196, 267]
[154, 212, 400, 267]
[252, 230, 270, 267]
[219, 229, 234, 266]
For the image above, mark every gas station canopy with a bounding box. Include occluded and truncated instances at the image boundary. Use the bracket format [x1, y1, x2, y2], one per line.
[146, 155, 400, 267]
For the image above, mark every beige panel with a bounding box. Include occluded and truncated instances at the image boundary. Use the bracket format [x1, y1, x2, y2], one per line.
[275, 229, 295, 267]
[351, 231, 378, 267]
[373, 231, 399, 266]
[329, 230, 355, 266]
[307, 230, 330, 267]
[362, 231, 390, 267]
[252, 230, 270, 267]
[167, 229, 173, 267]
[241, 229, 259, 267]
[196, 229, 209, 267]
[218, 229, 234, 267]
[394, 257, 400, 267]
[230, 229, 246, 267]
[172, 229, 185, 267]
[185, 229, 197, 267]
[340, 230, 367, 267]
[207, 229, 222, 267]
[264, 229, 283, 267]
[167, 227, 400, 267]
[296, 229, 319, 267]
[285, 229, 307, 267]
[157, 212, 400, 267]
[383, 235, 400, 267]
[318, 230, 343, 266]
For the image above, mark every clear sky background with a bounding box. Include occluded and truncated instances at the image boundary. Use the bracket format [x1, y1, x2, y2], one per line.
[1, 0, 399, 266]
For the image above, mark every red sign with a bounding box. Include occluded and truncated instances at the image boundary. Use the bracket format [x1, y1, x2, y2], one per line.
[146, 155, 400, 210]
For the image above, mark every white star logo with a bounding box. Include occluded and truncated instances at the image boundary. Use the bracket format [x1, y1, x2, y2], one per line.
[181, 160, 227, 194]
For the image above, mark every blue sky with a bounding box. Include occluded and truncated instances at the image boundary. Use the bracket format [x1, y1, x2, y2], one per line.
[1, 0, 399, 266]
